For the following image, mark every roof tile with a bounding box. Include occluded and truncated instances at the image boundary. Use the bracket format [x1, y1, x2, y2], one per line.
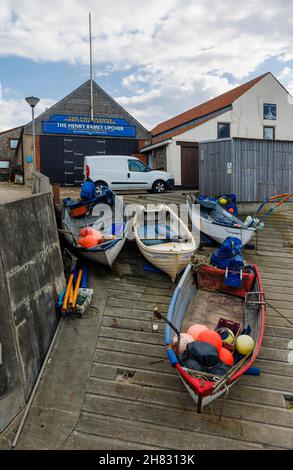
[151, 73, 269, 138]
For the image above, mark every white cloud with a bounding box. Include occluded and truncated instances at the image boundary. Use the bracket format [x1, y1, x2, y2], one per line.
[117, 89, 161, 106]
[122, 74, 147, 89]
[1, 0, 293, 129]
[278, 67, 293, 94]
[0, 83, 55, 131]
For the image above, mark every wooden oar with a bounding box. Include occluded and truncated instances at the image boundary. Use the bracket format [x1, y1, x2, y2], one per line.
[254, 193, 292, 226]
[212, 353, 251, 394]
[62, 274, 74, 314]
[72, 269, 83, 309]
[153, 307, 181, 349]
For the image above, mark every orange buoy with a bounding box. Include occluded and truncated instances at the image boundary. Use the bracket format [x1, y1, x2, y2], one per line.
[173, 333, 194, 354]
[219, 347, 234, 366]
[228, 208, 234, 214]
[186, 323, 208, 340]
[77, 234, 100, 248]
[81, 226, 93, 237]
[197, 330, 222, 352]
[80, 227, 102, 243]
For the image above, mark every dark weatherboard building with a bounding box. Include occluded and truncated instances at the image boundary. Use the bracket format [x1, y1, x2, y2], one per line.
[16, 80, 151, 186]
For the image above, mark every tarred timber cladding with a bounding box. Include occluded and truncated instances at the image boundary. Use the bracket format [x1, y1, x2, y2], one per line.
[25, 80, 150, 141]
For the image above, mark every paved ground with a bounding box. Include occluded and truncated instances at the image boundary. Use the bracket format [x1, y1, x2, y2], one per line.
[1, 191, 293, 449]
[0, 182, 31, 203]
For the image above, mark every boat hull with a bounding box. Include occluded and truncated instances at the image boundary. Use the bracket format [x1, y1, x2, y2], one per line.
[165, 263, 265, 412]
[133, 204, 198, 281]
[199, 215, 255, 245]
[187, 198, 256, 245]
[137, 243, 195, 281]
[67, 236, 127, 267]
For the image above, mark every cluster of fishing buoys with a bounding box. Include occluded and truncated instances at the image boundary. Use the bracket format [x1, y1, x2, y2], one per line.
[77, 227, 117, 248]
[219, 197, 234, 214]
[174, 323, 255, 367]
[78, 227, 103, 248]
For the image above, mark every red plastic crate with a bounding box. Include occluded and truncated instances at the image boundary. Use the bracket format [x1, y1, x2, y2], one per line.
[215, 317, 241, 352]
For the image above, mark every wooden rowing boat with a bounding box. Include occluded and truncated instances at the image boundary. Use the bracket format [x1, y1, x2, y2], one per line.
[187, 194, 256, 245]
[187, 193, 292, 246]
[133, 204, 197, 281]
[61, 189, 128, 267]
[165, 262, 265, 412]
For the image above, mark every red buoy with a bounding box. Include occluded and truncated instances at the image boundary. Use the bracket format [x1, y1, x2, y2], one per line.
[77, 235, 100, 248]
[219, 347, 234, 366]
[197, 330, 222, 352]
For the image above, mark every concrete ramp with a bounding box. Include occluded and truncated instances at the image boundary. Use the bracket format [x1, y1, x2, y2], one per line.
[0, 192, 64, 431]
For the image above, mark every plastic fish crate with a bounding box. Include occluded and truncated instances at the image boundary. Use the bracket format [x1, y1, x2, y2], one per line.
[75, 288, 93, 315]
[215, 317, 241, 352]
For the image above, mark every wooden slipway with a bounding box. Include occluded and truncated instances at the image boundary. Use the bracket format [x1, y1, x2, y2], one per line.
[4, 191, 293, 451]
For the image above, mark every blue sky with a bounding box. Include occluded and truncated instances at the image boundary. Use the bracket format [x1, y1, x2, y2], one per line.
[1, 0, 293, 131]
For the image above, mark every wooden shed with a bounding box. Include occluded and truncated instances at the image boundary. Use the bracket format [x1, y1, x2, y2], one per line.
[199, 137, 293, 202]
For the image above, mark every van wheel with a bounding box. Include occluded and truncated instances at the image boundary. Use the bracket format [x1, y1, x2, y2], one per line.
[152, 180, 166, 193]
[94, 180, 108, 192]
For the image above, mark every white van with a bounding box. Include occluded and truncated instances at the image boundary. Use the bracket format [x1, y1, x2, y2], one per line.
[84, 155, 175, 193]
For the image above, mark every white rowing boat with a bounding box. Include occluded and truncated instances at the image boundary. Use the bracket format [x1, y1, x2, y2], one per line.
[133, 204, 197, 281]
[187, 193, 292, 246]
[187, 195, 256, 246]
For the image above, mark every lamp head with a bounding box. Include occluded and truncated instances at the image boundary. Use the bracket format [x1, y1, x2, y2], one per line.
[25, 96, 40, 108]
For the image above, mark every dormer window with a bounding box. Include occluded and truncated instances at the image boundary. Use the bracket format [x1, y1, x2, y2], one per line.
[263, 103, 277, 120]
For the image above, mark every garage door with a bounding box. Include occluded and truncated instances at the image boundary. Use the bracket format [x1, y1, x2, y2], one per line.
[63, 138, 106, 186]
[180, 143, 199, 188]
[40, 135, 140, 186]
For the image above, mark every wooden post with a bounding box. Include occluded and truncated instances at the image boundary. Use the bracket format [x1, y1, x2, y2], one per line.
[52, 183, 60, 206]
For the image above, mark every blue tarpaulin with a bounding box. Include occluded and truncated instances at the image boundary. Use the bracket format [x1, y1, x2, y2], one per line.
[210, 237, 244, 270]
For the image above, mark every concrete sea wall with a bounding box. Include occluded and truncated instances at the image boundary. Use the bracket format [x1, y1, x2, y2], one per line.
[0, 192, 64, 431]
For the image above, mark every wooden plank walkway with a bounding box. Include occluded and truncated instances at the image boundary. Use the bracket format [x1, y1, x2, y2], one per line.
[5, 191, 292, 450]
[62, 195, 293, 450]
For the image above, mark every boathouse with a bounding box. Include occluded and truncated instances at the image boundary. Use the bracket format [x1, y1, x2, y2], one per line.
[16, 80, 151, 186]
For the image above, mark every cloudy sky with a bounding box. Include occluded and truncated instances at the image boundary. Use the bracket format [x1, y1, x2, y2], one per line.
[1, 0, 293, 132]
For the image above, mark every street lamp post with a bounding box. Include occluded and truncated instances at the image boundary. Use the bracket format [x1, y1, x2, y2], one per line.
[25, 96, 40, 173]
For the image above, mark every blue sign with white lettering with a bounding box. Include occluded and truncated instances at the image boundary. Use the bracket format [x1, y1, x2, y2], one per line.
[42, 114, 136, 137]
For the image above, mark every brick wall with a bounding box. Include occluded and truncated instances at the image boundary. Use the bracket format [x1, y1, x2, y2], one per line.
[0, 127, 22, 161]
[35, 135, 41, 171]
[154, 147, 167, 170]
[0, 127, 22, 178]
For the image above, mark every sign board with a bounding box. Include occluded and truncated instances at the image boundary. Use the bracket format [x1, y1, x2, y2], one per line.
[0, 161, 9, 169]
[42, 114, 136, 137]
